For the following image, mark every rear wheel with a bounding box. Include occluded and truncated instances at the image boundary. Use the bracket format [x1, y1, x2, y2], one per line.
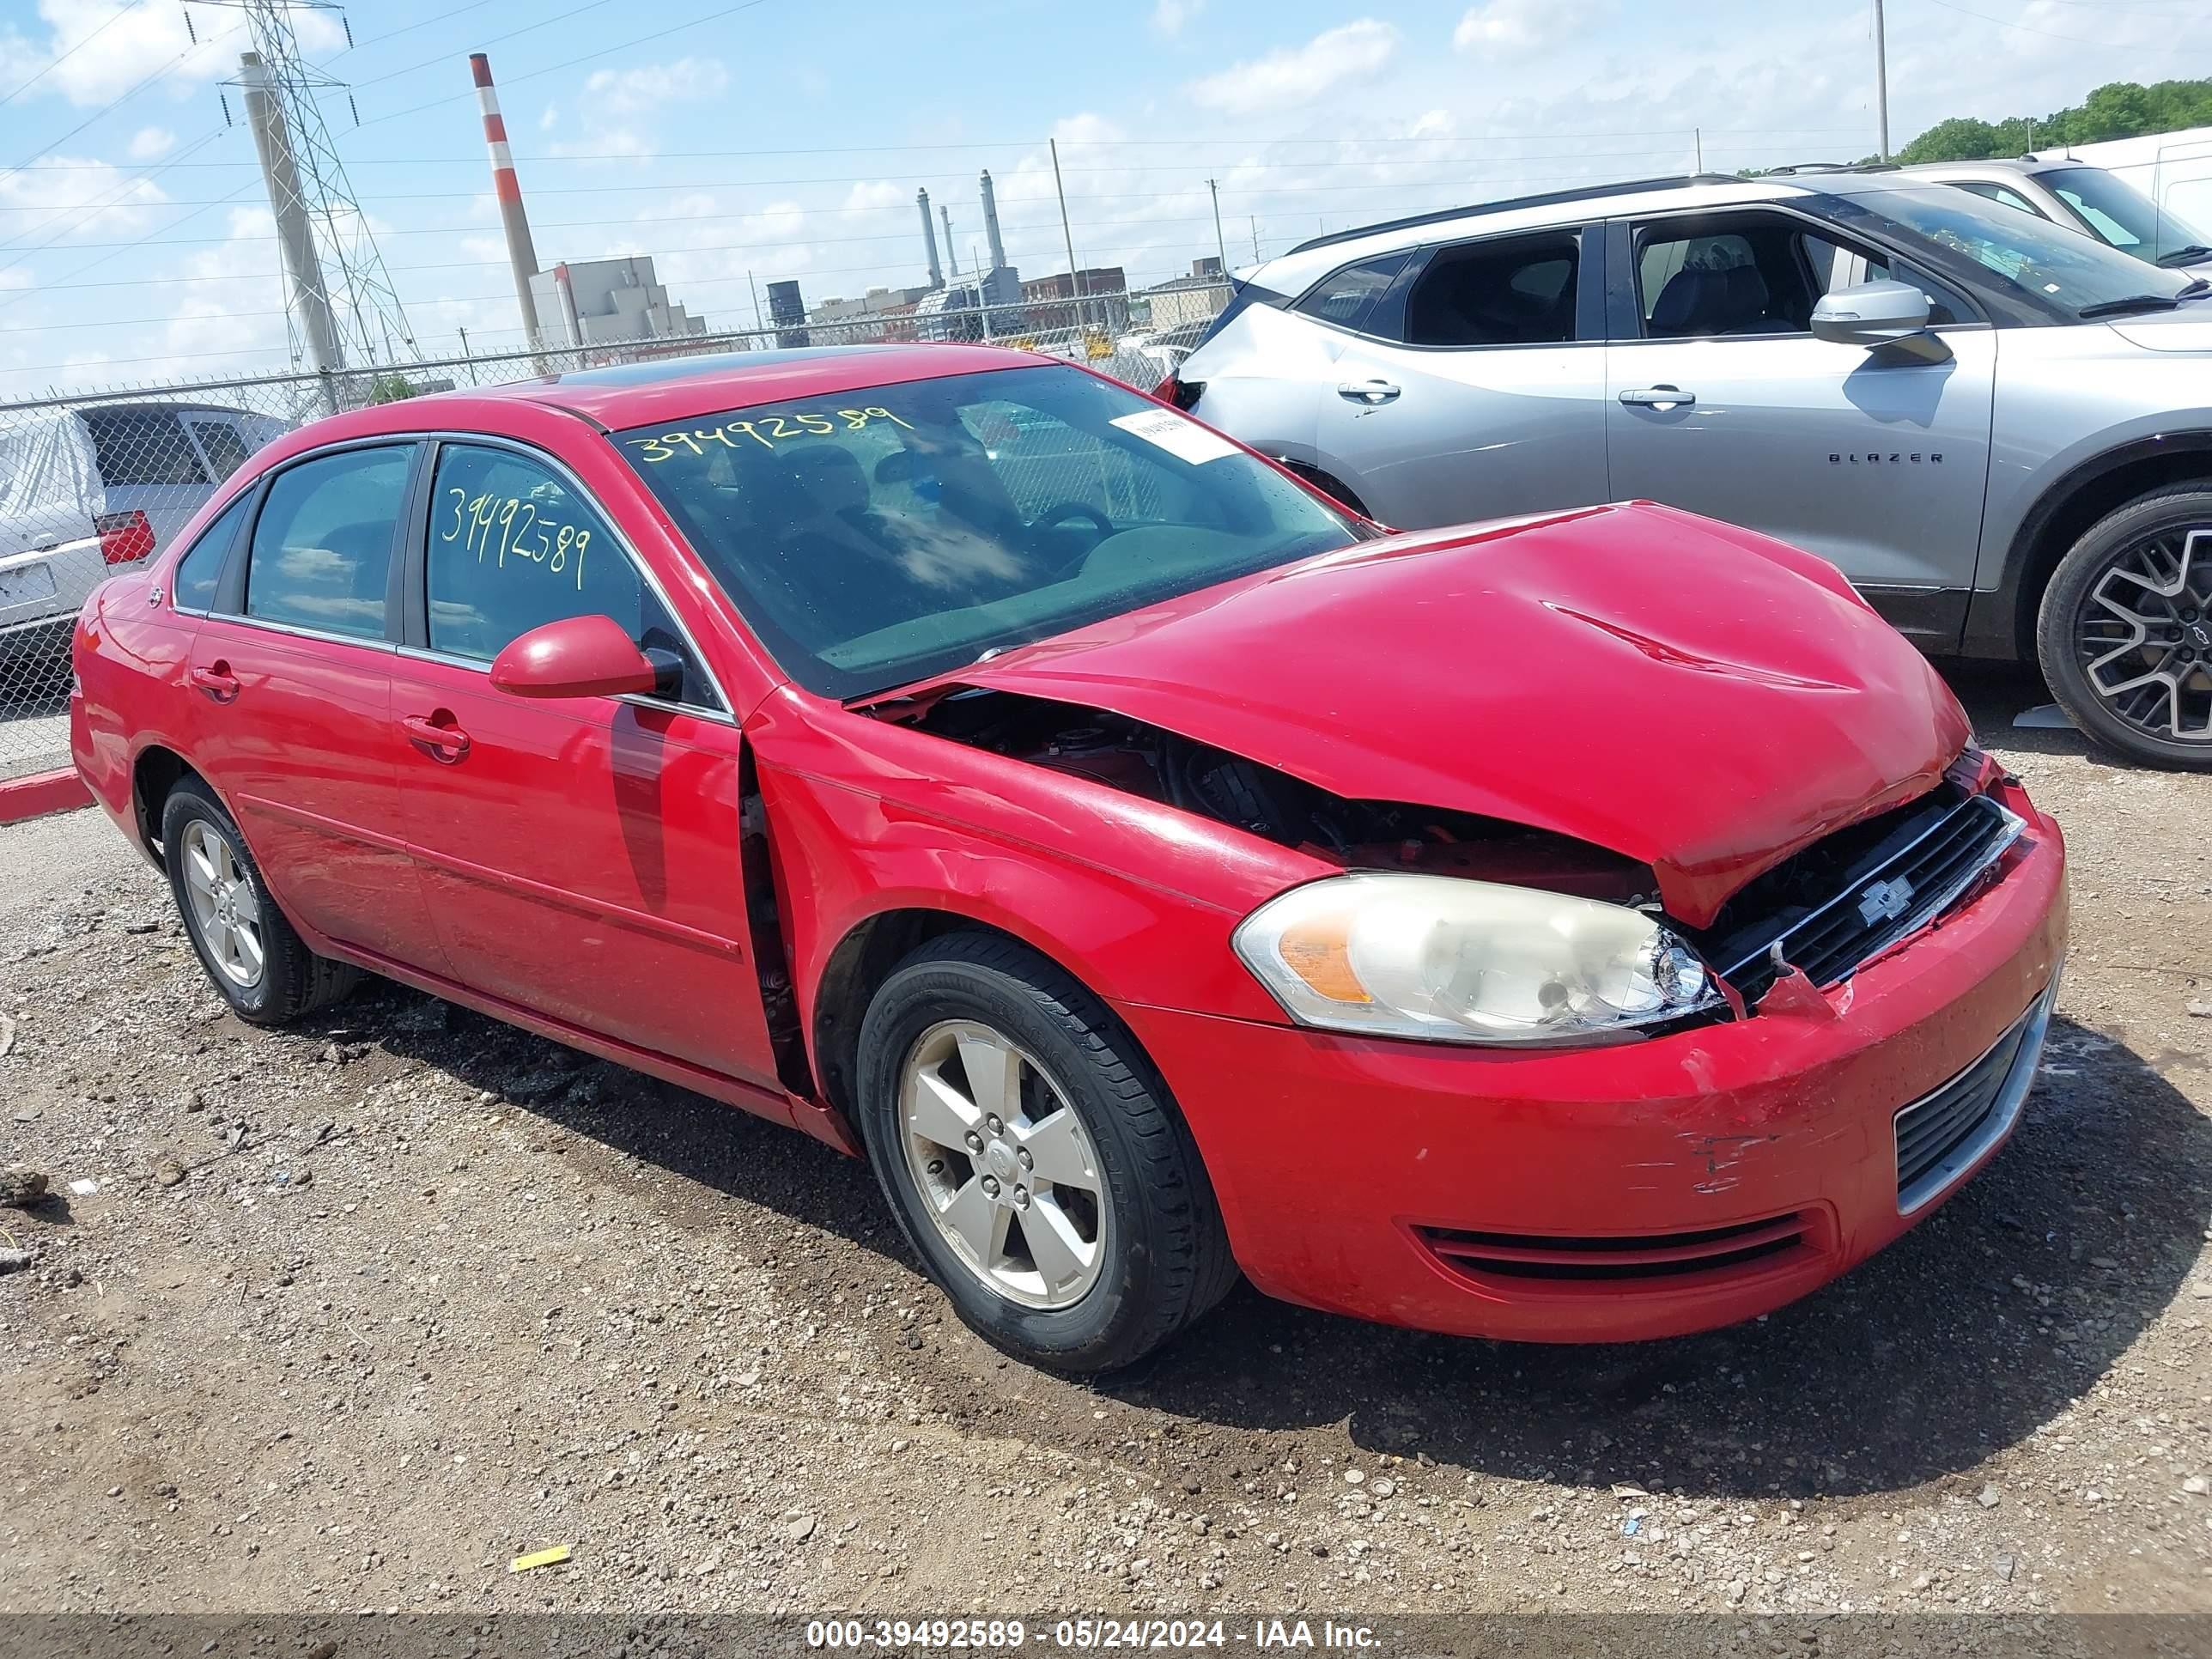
[2037, 486, 2212, 769]
[854, 933, 1237, 1375]
[161, 777, 360, 1024]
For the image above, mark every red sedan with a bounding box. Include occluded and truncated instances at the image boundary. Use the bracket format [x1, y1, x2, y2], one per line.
[70, 345, 2067, 1373]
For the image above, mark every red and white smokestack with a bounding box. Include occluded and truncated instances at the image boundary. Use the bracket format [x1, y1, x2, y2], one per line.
[470, 52, 544, 353]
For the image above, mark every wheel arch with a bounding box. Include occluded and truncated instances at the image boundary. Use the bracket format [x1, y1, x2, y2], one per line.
[129, 743, 200, 860]
[1982, 434, 2212, 660]
[808, 907, 1118, 1139]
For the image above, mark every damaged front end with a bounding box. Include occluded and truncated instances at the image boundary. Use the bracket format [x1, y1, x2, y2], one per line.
[867, 689, 2032, 1042]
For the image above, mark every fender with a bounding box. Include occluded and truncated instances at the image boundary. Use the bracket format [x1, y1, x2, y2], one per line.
[1964, 428, 2212, 659]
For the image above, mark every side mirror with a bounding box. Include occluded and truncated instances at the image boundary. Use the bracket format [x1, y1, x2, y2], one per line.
[1811, 279, 1933, 347]
[489, 614, 659, 700]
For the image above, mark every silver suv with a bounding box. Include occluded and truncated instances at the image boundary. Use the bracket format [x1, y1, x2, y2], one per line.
[1170, 170, 2212, 768]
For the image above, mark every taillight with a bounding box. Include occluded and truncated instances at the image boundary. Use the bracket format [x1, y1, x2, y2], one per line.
[95, 509, 155, 565]
[1155, 374, 1203, 411]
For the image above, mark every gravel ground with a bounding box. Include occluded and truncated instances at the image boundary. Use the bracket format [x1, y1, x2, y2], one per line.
[2, 666, 2209, 1622]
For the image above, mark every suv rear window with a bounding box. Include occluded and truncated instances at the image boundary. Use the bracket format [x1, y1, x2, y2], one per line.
[1402, 234, 1580, 347]
[80, 410, 210, 487]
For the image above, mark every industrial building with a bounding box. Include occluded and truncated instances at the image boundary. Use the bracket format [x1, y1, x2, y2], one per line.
[526, 256, 708, 350]
[1022, 267, 1130, 335]
[1136, 258, 1231, 331]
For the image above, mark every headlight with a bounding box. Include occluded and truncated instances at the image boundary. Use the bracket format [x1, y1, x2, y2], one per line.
[1231, 872, 1721, 1047]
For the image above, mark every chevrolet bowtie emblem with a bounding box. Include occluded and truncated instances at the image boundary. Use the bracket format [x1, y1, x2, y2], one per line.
[1858, 876, 1916, 927]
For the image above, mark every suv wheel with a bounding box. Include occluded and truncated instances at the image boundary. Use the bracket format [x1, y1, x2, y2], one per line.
[854, 933, 1237, 1375]
[161, 777, 361, 1024]
[2037, 486, 2212, 769]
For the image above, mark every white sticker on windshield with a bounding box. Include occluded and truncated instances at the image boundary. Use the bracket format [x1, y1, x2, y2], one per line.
[1110, 408, 1241, 465]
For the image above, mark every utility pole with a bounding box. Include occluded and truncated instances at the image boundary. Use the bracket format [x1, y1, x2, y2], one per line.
[1250, 216, 1261, 261]
[1874, 0, 1892, 161]
[1208, 179, 1229, 276]
[1694, 127, 1703, 172]
[1050, 137, 1088, 335]
[748, 270, 763, 336]
[238, 49, 340, 396]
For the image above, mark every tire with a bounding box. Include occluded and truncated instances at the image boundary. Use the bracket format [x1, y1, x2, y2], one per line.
[160, 776, 360, 1025]
[2036, 484, 2212, 769]
[854, 933, 1238, 1375]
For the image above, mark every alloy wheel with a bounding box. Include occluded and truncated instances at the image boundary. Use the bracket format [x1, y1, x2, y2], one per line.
[179, 818, 265, 988]
[897, 1019, 1108, 1310]
[2074, 526, 2212, 744]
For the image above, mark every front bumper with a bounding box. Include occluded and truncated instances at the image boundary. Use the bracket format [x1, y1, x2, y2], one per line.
[1117, 799, 2069, 1344]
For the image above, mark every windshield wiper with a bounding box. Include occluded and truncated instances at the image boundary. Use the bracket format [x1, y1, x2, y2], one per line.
[2077, 294, 2184, 319]
[2156, 246, 2212, 268]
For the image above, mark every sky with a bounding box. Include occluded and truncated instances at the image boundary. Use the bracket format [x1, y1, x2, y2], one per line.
[0, 0, 2200, 399]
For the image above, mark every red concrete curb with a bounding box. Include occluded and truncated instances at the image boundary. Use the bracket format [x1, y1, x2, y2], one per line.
[0, 769, 91, 825]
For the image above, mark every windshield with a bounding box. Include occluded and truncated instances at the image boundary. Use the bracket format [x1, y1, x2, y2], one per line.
[2040, 167, 2212, 266]
[617, 363, 1364, 699]
[1853, 185, 2201, 315]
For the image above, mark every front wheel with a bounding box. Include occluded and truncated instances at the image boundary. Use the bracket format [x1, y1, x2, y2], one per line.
[854, 933, 1237, 1375]
[2037, 486, 2212, 768]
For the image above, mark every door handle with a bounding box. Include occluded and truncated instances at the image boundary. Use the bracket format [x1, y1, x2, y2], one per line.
[399, 712, 471, 763]
[188, 663, 239, 702]
[1618, 385, 1696, 409]
[1336, 379, 1401, 404]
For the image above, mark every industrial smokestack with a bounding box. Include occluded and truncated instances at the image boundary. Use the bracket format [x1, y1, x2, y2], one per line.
[916, 187, 943, 289]
[470, 52, 544, 354]
[240, 52, 341, 384]
[980, 169, 1007, 272]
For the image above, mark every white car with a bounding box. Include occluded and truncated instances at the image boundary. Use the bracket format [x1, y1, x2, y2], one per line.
[1899, 156, 2212, 276]
[1, 401, 286, 684]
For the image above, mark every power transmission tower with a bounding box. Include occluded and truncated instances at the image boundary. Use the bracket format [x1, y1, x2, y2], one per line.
[209, 0, 416, 369]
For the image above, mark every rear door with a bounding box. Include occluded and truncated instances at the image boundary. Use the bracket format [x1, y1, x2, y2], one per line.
[1601, 208, 1996, 646]
[183, 441, 447, 971]
[1313, 226, 1610, 527]
[77, 407, 213, 556]
[386, 436, 781, 1091]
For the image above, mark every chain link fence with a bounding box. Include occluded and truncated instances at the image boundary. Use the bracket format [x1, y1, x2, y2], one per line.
[0, 283, 1229, 783]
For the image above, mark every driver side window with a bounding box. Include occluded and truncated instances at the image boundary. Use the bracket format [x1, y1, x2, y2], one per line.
[425, 443, 717, 708]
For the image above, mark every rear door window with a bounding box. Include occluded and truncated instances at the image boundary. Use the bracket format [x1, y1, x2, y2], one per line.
[80, 410, 210, 486]
[172, 492, 254, 612]
[1401, 234, 1581, 347]
[244, 446, 411, 641]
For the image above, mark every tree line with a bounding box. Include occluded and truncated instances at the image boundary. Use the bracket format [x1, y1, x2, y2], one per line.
[1899, 78, 2212, 163]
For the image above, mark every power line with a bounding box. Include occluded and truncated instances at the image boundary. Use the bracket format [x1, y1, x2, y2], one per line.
[0, 19, 244, 180]
[1912, 0, 2195, 50]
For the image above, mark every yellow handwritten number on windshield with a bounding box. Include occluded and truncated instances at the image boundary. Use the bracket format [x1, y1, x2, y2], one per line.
[629, 405, 915, 463]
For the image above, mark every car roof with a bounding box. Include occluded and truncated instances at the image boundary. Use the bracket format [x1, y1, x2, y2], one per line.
[443, 341, 1048, 429]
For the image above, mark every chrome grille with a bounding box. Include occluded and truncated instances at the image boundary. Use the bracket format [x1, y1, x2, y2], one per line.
[1711, 790, 2025, 1004]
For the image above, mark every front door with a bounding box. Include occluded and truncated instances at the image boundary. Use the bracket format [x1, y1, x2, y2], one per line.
[386, 437, 781, 1091]
[182, 441, 445, 969]
[1602, 210, 1997, 647]
[1314, 227, 1610, 528]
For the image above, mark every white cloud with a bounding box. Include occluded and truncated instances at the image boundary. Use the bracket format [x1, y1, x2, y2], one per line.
[1152, 0, 1204, 39]
[538, 102, 560, 131]
[580, 56, 730, 117]
[125, 126, 175, 161]
[0, 155, 169, 241]
[0, 0, 340, 107]
[1186, 20, 1400, 117]
[1452, 0, 1586, 54]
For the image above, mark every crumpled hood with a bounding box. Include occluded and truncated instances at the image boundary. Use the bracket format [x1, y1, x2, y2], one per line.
[914, 502, 1969, 927]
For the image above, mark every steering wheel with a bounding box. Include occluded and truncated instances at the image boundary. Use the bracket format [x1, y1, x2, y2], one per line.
[1031, 501, 1116, 580]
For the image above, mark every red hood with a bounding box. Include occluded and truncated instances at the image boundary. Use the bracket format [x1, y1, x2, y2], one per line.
[901, 502, 1970, 927]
